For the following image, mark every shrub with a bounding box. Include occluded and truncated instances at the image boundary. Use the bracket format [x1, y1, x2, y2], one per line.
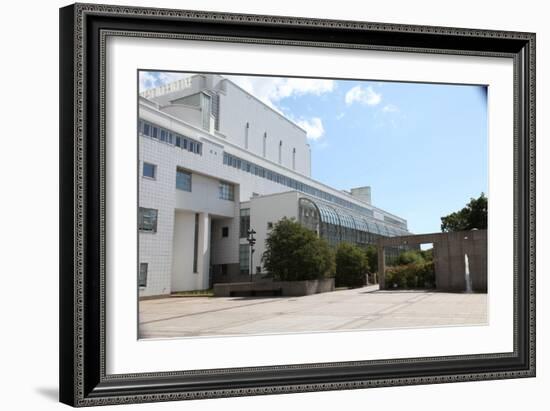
[262, 218, 335, 281]
[384, 261, 435, 289]
[395, 250, 426, 266]
[335, 242, 369, 288]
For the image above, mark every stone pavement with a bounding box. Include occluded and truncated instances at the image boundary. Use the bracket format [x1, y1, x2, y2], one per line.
[139, 285, 487, 338]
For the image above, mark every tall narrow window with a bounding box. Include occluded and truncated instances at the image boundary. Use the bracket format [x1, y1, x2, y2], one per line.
[201, 93, 212, 130]
[263, 132, 267, 157]
[292, 147, 296, 170]
[278, 140, 283, 164]
[138, 263, 148, 287]
[239, 244, 250, 274]
[239, 208, 250, 238]
[245, 122, 249, 149]
[176, 168, 192, 191]
[193, 213, 199, 273]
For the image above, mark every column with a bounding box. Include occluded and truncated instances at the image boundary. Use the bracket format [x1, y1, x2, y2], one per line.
[378, 246, 386, 289]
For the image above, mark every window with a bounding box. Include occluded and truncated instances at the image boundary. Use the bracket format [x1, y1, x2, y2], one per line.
[201, 93, 212, 130]
[219, 181, 235, 201]
[142, 162, 156, 179]
[222, 227, 229, 237]
[263, 132, 267, 157]
[240, 208, 250, 238]
[292, 148, 296, 170]
[245, 122, 249, 149]
[239, 244, 250, 274]
[176, 169, 192, 191]
[193, 213, 199, 273]
[278, 140, 283, 164]
[138, 263, 148, 287]
[139, 120, 202, 155]
[138, 208, 158, 233]
[221, 264, 228, 276]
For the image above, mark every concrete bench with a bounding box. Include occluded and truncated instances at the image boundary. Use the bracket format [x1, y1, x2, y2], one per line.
[213, 278, 335, 297]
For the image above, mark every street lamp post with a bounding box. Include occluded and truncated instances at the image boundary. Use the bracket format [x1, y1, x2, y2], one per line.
[247, 228, 256, 282]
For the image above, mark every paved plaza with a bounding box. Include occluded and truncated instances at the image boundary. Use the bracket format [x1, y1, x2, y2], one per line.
[139, 285, 487, 338]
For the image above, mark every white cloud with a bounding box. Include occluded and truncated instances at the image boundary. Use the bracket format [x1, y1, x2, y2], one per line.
[296, 117, 325, 141]
[382, 104, 399, 113]
[227, 76, 335, 109]
[345, 85, 382, 106]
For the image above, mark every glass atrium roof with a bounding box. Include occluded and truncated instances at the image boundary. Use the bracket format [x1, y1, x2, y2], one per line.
[313, 199, 408, 237]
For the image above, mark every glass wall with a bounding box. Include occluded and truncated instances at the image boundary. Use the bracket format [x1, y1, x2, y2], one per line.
[239, 208, 250, 238]
[298, 197, 409, 248]
[239, 244, 250, 274]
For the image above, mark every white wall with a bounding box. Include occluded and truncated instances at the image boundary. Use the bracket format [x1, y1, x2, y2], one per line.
[171, 211, 209, 291]
[175, 172, 235, 217]
[138, 136, 177, 296]
[250, 191, 300, 271]
[218, 81, 311, 176]
[1, 1, 547, 411]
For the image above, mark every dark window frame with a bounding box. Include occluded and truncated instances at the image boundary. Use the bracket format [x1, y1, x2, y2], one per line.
[138, 207, 158, 233]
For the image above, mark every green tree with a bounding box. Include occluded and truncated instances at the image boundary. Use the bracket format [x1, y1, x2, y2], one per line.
[364, 245, 378, 274]
[262, 218, 335, 281]
[395, 250, 426, 266]
[335, 243, 369, 288]
[441, 193, 488, 232]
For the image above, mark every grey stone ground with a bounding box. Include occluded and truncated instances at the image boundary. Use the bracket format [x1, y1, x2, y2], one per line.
[139, 285, 487, 338]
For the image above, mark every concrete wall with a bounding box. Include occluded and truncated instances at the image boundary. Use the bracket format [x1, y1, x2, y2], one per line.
[160, 104, 202, 129]
[433, 230, 487, 292]
[377, 230, 488, 293]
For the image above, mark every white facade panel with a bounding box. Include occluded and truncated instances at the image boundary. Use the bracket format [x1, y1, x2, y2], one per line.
[249, 191, 300, 272]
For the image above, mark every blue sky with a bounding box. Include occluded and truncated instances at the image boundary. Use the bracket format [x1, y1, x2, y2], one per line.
[140, 72, 488, 234]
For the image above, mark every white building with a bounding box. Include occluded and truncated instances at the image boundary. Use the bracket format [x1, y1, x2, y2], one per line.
[138, 74, 410, 296]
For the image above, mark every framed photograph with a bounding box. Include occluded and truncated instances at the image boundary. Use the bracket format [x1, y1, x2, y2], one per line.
[59, 3, 535, 407]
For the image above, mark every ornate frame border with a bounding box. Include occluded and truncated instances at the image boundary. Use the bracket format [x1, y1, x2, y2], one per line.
[59, 3, 535, 407]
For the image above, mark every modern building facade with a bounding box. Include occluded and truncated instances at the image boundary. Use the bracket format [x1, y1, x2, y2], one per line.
[138, 74, 411, 296]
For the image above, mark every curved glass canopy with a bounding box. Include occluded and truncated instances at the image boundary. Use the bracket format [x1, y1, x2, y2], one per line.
[298, 196, 408, 246]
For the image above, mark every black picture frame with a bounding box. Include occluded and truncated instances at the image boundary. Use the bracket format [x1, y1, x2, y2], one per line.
[59, 3, 536, 407]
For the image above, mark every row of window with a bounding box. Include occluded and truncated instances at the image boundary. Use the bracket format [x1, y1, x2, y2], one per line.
[223, 152, 407, 230]
[139, 120, 203, 155]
